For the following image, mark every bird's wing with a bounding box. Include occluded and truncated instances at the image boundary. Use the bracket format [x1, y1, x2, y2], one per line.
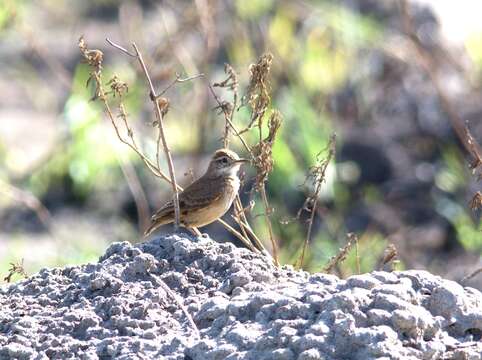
[150, 176, 225, 221]
[179, 176, 226, 209]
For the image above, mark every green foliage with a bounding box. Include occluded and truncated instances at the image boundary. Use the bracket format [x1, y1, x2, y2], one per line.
[29, 65, 144, 198]
[455, 213, 482, 251]
[0, 0, 20, 32]
[235, 0, 274, 19]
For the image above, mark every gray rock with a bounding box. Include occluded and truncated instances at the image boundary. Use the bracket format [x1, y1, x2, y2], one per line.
[1, 234, 481, 359]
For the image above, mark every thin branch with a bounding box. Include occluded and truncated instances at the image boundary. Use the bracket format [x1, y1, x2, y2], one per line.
[148, 273, 200, 339]
[323, 233, 356, 274]
[117, 156, 151, 234]
[157, 72, 205, 98]
[208, 82, 272, 256]
[208, 85, 252, 153]
[461, 267, 482, 285]
[231, 198, 267, 253]
[3, 259, 27, 283]
[106, 38, 136, 57]
[297, 134, 336, 268]
[217, 218, 257, 252]
[260, 185, 279, 266]
[232, 197, 252, 248]
[128, 42, 181, 228]
[0, 178, 52, 231]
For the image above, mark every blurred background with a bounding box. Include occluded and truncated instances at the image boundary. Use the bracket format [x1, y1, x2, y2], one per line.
[0, 0, 481, 288]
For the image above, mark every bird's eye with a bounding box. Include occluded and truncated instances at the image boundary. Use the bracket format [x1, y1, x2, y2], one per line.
[221, 157, 228, 164]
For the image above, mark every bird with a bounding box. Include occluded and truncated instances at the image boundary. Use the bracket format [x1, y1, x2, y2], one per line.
[144, 148, 249, 236]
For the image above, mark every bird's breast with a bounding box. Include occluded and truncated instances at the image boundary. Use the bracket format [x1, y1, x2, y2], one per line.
[181, 176, 239, 228]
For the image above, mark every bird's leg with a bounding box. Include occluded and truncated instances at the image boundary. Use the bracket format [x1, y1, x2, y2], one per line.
[188, 227, 202, 237]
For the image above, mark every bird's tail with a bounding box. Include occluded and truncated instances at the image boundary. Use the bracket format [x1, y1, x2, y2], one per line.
[143, 217, 172, 237]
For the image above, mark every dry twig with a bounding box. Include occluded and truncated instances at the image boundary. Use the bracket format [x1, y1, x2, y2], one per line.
[80, 37, 182, 227]
[209, 75, 270, 255]
[252, 111, 283, 265]
[3, 259, 27, 283]
[213, 63, 239, 148]
[0, 178, 52, 231]
[323, 233, 357, 274]
[241, 53, 273, 136]
[296, 134, 336, 268]
[148, 273, 199, 339]
[461, 267, 482, 285]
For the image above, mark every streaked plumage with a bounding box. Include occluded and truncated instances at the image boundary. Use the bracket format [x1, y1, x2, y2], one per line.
[145, 149, 247, 235]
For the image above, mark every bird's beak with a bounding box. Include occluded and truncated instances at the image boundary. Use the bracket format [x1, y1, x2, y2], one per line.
[235, 158, 249, 164]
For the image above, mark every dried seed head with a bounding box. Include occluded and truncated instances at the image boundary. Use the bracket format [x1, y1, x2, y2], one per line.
[470, 191, 482, 212]
[214, 100, 233, 116]
[156, 97, 170, 118]
[78, 36, 103, 71]
[213, 63, 239, 91]
[323, 233, 357, 273]
[380, 243, 399, 271]
[241, 53, 274, 133]
[252, 110, 282, 190]
[107, 75, 129, 98]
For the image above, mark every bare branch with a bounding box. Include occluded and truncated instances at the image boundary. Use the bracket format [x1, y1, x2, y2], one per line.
[323, 233, 357, 274]
[297, 133, 336, 268]
[3, 259, 27, 283]
[148, 273, 199, 339]
[461, 267, 482, 285]
[208, 84, 252, 154]
[106, 38, 136, 57]
[157, 72, 205, 98]
[0, 179, 52, 231]
[129, 42, 181, 228]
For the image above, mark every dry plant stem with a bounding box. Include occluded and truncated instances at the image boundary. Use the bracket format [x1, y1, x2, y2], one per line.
[105, 38, 182, 227]
[399, 0, 482, 165]
[157, 73, 205, 98]
[95, 76, 173, 183]
[231, 199, 267, 254]
[117, 156, 151, 233]
[234, 219, 260, 251]
[297, 134, 336, 268]
[3, 259, 27, 283]
[232, 198, 251, 247]
[323, 234, 355, 274]
[209, 84, 271, 255]
[100, 39, 259, 246]
[355, 237, 360, 274]
[260, 185, 279, 265]
[208, 85, 252, 154]
[299, 191, 319, 268]
[156, 129, 163, 173]
[461, 267, 482, 285]
[233, 198, 266, 252]
[148, 273, 200, 339]
[216, 218, 256, 251]
[0, 179, 52, 231]
[130, 43, 181, 228]
[223, 91, 237, 148]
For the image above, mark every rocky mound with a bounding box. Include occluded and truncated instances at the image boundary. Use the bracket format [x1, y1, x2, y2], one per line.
[1, 234, 481, 359]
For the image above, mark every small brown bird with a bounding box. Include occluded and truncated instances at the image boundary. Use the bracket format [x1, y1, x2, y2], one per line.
[144, 149, 248, 235]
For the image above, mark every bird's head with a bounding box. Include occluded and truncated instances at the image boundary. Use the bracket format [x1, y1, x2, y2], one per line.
[207, 148, 249, 177]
